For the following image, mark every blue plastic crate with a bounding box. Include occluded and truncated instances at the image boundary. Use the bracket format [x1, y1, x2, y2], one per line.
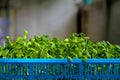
[0, 58, 120, 80]
[84, 0, 94, 5]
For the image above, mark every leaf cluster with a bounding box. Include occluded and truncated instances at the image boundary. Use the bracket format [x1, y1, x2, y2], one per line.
[0, 30, 120, 61]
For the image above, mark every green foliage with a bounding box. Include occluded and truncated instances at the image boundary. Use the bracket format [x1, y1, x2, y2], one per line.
[0, 30, 120, 62]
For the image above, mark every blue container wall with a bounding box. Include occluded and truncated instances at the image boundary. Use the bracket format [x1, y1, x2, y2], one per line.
[84, 0, 94, 5]
[0, 58, 120, 79]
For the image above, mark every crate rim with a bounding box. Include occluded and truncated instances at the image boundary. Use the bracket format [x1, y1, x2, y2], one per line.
[0, 58, 120, 64]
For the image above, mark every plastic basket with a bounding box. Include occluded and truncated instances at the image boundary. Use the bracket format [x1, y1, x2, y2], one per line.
[0, 58, 120, 80]
[84, 0, 94, 5]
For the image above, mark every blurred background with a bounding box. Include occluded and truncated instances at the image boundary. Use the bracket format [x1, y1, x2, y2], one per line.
[0, 0, 120, 45]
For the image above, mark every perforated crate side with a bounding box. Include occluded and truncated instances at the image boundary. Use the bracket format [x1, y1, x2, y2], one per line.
[0, 58, 120, 80]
